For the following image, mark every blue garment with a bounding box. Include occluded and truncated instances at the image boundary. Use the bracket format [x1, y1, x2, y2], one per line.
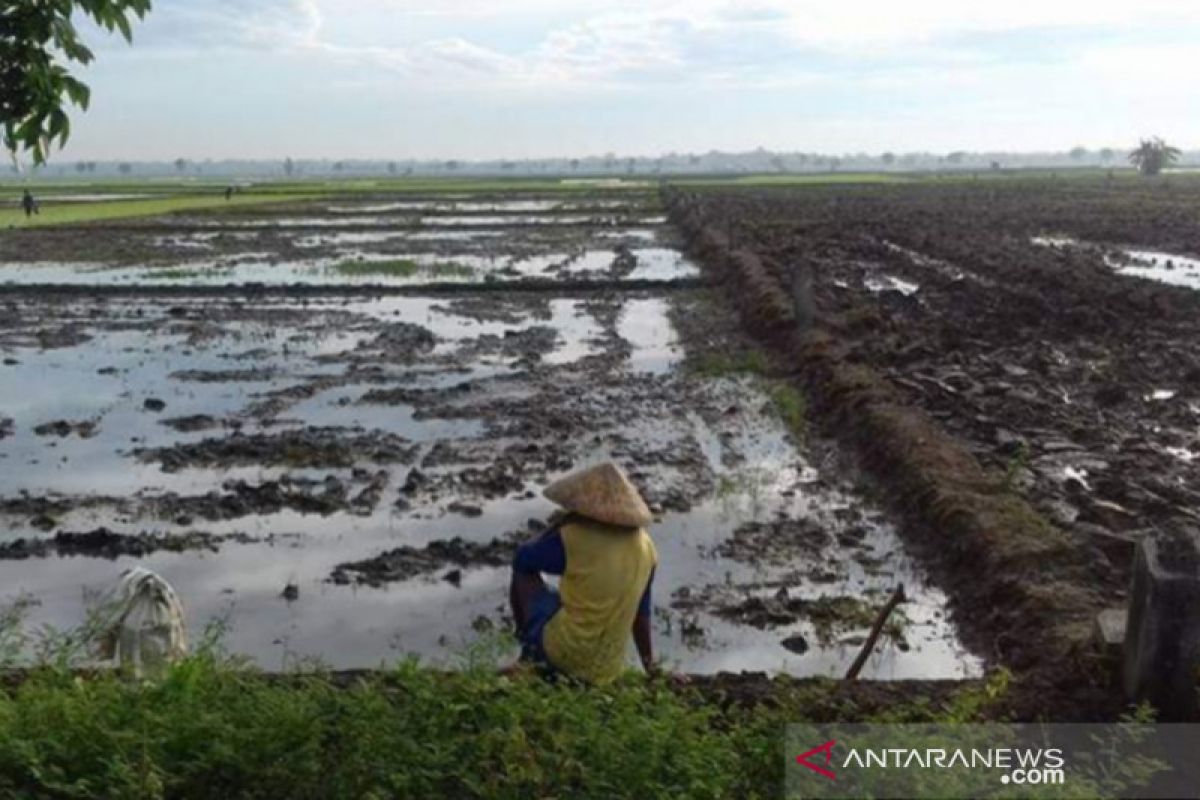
[514, 528, 653, 616]
[520, 584, 561, 667]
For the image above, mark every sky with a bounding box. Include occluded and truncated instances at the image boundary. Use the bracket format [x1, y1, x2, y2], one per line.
[56, 0, 1200, 161]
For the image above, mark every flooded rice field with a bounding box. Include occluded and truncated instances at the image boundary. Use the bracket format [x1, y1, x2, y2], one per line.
[0, 190, 978, 678]
[0, 246, 698, 287]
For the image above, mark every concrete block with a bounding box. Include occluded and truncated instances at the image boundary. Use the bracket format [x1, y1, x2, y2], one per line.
[1123, 526, 1200, 720]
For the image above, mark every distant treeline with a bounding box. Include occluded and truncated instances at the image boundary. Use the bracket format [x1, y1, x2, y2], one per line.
[12, 147, 1199, 180]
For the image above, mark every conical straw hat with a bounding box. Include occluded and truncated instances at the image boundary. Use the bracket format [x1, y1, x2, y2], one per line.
[544, 462, 652, 528]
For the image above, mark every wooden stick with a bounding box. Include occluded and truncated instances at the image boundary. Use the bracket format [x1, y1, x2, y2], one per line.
[843, 584, 907, 683]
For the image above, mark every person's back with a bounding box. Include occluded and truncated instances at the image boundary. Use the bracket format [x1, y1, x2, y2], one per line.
[542, 518, 656, 684]
[22, 191, 36, 217]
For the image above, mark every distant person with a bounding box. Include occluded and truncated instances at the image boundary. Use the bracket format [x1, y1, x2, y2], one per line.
[510, 462, 657, 684]
[224, 186, 234, 201]
[21, 190, 38, 218]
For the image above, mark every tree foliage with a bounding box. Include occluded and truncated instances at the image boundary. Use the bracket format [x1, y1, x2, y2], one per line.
[1, 0, 151, 164]
[1128, 137, 1181, 177]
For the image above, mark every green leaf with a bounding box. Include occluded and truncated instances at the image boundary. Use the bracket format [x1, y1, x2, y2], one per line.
[3, 0, 151, 164]
[114, 12, 133, 42]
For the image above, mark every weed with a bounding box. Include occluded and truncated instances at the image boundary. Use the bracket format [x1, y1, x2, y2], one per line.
[426, 261, 476, 278]
[689, 349, 769, 378]
[770, 382, 807, 441]
[714, 468, 774, 520]
[147, 268, 218, 281]
[331, 259, 475, 279]
[802, 596, 876, 645]
[1004, 440, 1032, 492]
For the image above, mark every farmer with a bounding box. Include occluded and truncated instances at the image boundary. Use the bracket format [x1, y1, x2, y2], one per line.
[510, 462, 657, 684]
[21, 190, 38, 218]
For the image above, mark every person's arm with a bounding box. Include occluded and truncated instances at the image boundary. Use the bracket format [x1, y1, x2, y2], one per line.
[632, 568, 654, 673]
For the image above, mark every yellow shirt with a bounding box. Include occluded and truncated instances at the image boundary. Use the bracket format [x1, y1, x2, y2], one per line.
[542, 519, 657, 685]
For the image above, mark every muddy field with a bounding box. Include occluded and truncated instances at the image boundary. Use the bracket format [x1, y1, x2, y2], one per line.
[0, 189, 975, 678]
[669, 177, 1200, 706]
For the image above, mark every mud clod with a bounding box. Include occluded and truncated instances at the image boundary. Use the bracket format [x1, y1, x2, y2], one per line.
[138, 428, 419, 472]
[0, 527, 256, 560]
[330, 533, 523, 588]
[34, 420, 98, 438]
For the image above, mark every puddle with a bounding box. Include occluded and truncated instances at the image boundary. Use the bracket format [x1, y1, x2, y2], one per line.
[1030, 235, 1078, 248]
[1031, 236, 1200, 291]
[882, 241, 997, 288]
[865, 275, 919, 295]
[618, 298, 681, 375]
[420, 215, 617, 227]
[598, 228, 660, 243]
[1113, 249, 1200, 291]
[1166, 447, 1197, 463]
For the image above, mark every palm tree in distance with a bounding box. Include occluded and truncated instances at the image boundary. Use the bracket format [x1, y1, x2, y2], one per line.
[1129, 137, 1181, 176]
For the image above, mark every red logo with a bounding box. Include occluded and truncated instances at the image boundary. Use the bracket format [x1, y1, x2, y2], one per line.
[796, 740, 838, 781]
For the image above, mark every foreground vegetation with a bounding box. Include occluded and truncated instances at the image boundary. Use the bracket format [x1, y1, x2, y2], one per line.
[0, 618, 1015, 800]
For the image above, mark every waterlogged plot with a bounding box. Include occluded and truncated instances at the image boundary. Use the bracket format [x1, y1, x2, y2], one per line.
[0, 247, 700, 287]
[0, 288, 974, 677]
[324, 198, 649, 215]
[0, 192, 683, 287]
[0, 187, 975, 679]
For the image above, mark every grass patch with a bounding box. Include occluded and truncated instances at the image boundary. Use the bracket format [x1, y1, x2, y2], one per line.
[332, 258, 421, 278]
[0, 194, 317, 228]
[331, 259, 476, 279]
[146, 267, 223, 281]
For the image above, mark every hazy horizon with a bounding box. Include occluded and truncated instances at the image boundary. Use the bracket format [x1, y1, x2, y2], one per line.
[44, 1, 1200, 162]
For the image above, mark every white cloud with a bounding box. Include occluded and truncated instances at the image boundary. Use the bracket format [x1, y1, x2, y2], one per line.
[111, 0, 322, 49]
[102, 0, 1200, 90]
